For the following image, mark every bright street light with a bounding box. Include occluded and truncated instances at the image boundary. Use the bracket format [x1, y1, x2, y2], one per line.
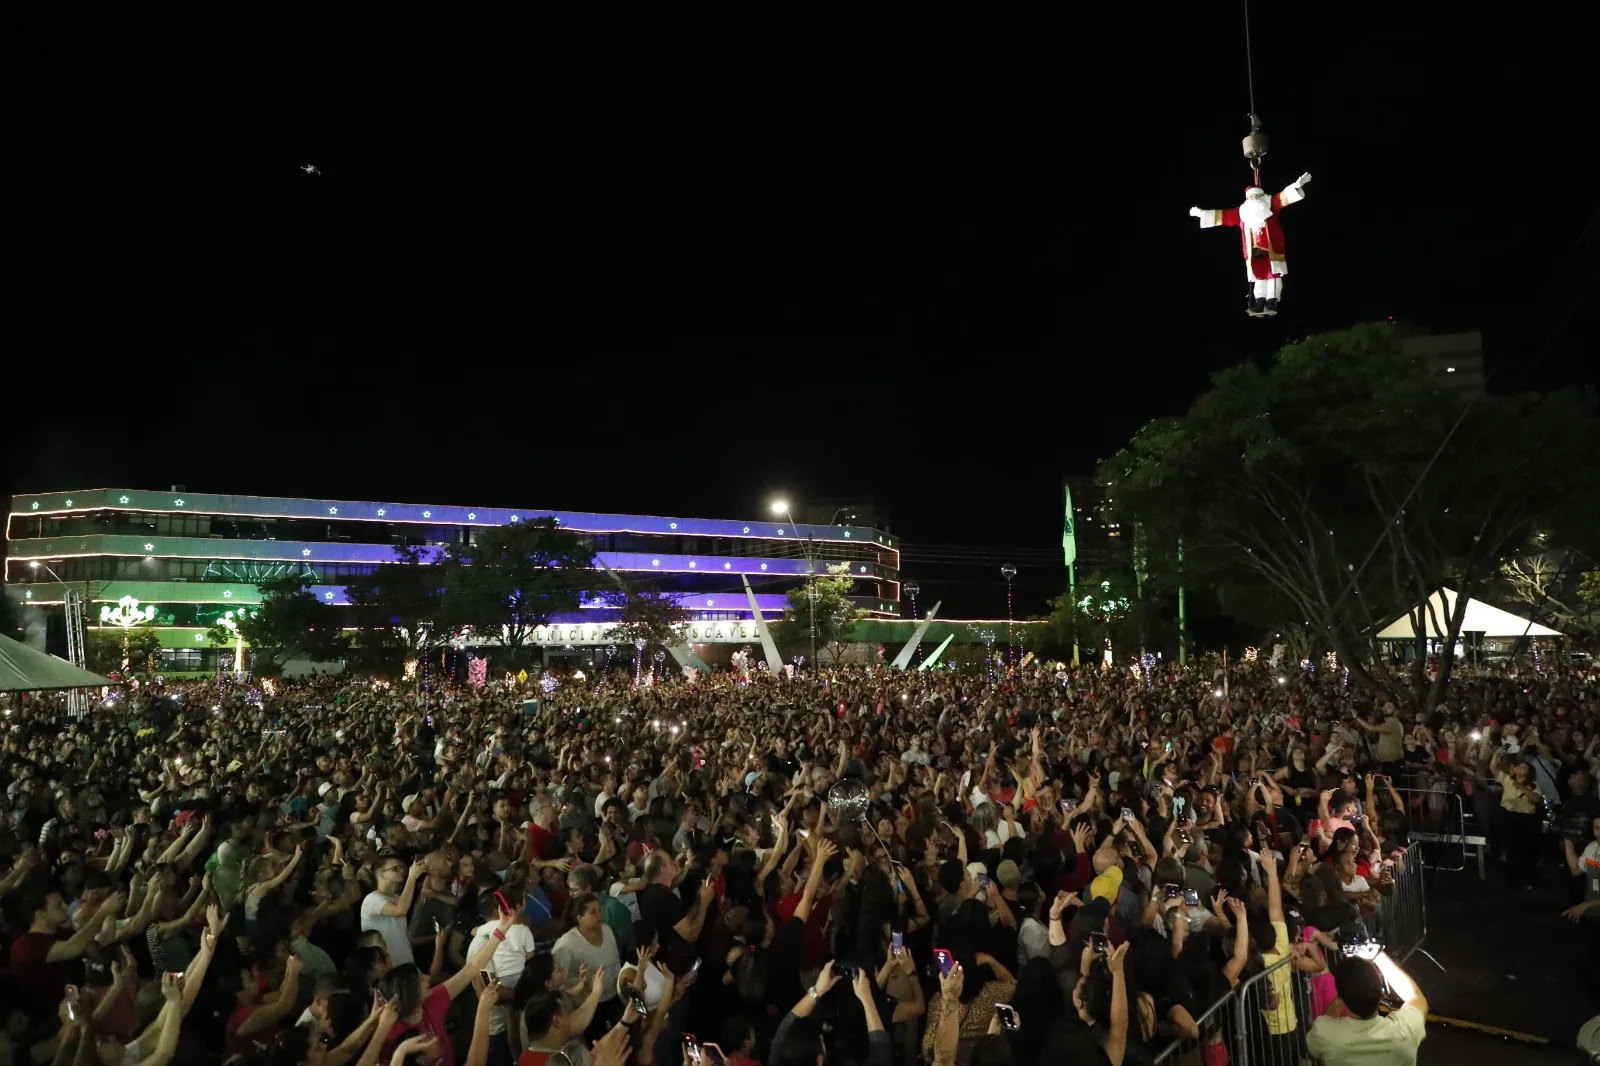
[770, 499, 790, 514]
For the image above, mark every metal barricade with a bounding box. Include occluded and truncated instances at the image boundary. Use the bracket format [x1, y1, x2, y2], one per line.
[1153, 956, 1299, 1066]
[1370, 843, 1440, 971]
[1391, 784, 1474, 873]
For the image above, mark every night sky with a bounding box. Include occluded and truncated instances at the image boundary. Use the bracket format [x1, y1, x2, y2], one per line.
[8, 5, 1596, 620]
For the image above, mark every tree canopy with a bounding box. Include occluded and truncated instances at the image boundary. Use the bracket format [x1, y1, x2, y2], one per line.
[603, 584, 690, 663]
[240, 575, 350, 666]
[440, 518, 597, 658]
[345, 546, 448, 659]
[1099, 322, 1600, 709]
[773, 562, 864, 664]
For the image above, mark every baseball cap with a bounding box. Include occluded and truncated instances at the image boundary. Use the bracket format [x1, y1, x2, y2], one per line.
[1090, 864, 1124, 903]
[966, 861, 989, 883]
[995, 859, 1022, 890]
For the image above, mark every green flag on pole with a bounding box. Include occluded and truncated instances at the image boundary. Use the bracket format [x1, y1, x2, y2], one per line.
[1062, 485, 1078, 569]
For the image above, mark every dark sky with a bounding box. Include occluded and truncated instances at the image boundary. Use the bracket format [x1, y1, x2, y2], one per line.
[8, 5, 1597, 619]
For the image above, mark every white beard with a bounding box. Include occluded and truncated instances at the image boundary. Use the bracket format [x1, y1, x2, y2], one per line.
[1239, 197, 1272, 231]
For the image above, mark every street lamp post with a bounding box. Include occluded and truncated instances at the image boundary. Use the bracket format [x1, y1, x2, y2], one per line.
[99, 596, 157, 673]
[771, 500, 817, 670]
[1000, 564, 1017, 670]
[30, 560, 89, 714]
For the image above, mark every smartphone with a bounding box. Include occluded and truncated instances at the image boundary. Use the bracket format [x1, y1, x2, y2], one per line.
[891, 931, 905, 958]
[480, 968, 493, 985]
[1088, 932, 1109, 957]
[1120, 807, 1134, 822]
[64, 985, 79, 1022]
[1183, 888, 1200, 907]
[1162, 883, 1181, 900]
[680, 1033, 703, 1066]
[1060, 798, 1076, 814]
[698, 1043, 728, 1066]
[1172, 796, 1187, 819]
[977, 874, 991, 891]
[796, 829, 809, 839]
[686, 957, 702, 984]
[933, 947, 955, 976]
[433, 918, 441, 934]
[994, 1003, 1020, 1031]
[625, 985, 651, 1017]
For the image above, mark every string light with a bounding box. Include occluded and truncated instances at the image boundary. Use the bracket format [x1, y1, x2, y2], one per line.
[467, 656, 488, 689]
[634, 638, 646, 687]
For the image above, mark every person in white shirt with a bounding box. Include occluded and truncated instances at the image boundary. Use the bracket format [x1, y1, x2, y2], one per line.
[1306, 951, 1427, 1065]
[465, 894, 539, 1043]
[359, 855, 426, 966]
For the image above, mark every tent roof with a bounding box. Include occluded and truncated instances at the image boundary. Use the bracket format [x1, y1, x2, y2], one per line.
[0, 633, 116, 691]
[1374, 587, 1562, 640]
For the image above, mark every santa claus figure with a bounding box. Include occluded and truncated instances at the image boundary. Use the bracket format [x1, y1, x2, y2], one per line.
[1190, 172, 1312, 316]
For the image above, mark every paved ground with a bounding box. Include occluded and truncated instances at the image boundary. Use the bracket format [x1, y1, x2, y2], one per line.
[1408, 854, 1596, 1062]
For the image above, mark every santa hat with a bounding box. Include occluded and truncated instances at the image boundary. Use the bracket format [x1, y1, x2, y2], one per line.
[1245, 186, 1266, 198]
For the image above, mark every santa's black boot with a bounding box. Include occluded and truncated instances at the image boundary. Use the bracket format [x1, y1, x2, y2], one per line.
[1248, 298, 1266, 316]
[1263, 298, 1279, 315]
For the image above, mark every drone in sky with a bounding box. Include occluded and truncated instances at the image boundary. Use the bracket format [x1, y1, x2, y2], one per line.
[300, 164, 321, 175]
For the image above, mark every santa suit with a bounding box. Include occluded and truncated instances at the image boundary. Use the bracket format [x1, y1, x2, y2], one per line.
[1196, 182, 1306, 301]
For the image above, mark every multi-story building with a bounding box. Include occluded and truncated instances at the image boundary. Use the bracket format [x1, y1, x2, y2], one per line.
[6, 488, 902, 672]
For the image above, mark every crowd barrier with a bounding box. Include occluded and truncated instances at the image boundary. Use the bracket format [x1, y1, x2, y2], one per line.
[1391, 784, 1481, 876]
[1153, 846, 1432, 1065]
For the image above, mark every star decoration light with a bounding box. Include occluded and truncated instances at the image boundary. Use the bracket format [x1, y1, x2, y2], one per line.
[324, 592, 334, 600]
[328, 507, 338, 515]
[422, 510, 432, 518]
[64, 499, 72, 506]
[651, 559, 660, 566]
[222, 590, 232, 598]
[30, 502, 39, 510]
[669, 522, 678, 530]
[843, 530, 851, 538]
[302, 548, 312, 556]
[777, 528, 785, 535]
[174, 499, 184, 506]
[468, 512, 476, 520]
[194, 633, 204, 642]
[742, 526, 750, 534]
[119, 495, 130, 504]
[509, 515, 519, 523]
[859, 566, 867, 573]
[688, 561, 696, 568]
[377, 508, 387, 517]
[144, 543, 155, 551]
[706, 598, 715, 606]
[759, 563, 768, 570]
[724, 562, 731, 569]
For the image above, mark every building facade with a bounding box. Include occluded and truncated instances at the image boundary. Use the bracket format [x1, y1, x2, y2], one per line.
[6, 488, 902, 672]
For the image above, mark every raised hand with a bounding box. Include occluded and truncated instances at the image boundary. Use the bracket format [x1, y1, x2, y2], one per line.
[1049, 891, 1081, 921]
[812, 962, 841, 996]
[939, 960, 964, 1000]
[1106, 941, 1129, 977]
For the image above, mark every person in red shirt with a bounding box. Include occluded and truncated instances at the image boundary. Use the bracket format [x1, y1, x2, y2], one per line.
[774, 850, 843, 969]
[8, 885, 119, 1027]
[379, 909, 519, 1066]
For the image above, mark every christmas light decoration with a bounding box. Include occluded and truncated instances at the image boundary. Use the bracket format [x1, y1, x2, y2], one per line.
[1243, 646, 1259, 662]
[982, 630, 996, 687]
[467, 656, 488, 688]
[404, 659, 419, 681]
[634, 638, 646, 686]
[99, 596, 157, 671]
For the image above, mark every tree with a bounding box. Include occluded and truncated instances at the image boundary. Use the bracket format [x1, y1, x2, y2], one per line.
[1100, 323, 1600, 711]
[1030, 572, 1170, 661]
[204, 607, 255, 672]
[345, 546, 449, 659]
[1496, 546, 1600, 643]
[604, 585, 690, 664]
[238, 575, 350, 666]
[440, 518, 597, 660]
[773, 562, 864, 664]
[86, 627, 162, 676]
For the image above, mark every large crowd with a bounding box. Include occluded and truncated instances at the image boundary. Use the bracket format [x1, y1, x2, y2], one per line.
[2, 652, 1598, 1066]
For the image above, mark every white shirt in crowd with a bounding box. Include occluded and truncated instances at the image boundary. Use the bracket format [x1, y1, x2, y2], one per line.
[1306, 1003, 1426, 1065]
[467, 920, 537, 1035]
[359, 890, 413, 967]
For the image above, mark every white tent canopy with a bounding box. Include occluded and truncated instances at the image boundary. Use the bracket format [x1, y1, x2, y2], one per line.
[1374, 587, 1561, 641]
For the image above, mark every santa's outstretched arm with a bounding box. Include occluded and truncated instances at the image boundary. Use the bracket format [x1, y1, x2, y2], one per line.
[1189, 204, 1238, 229]
[1273, 172, 1313, 210]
